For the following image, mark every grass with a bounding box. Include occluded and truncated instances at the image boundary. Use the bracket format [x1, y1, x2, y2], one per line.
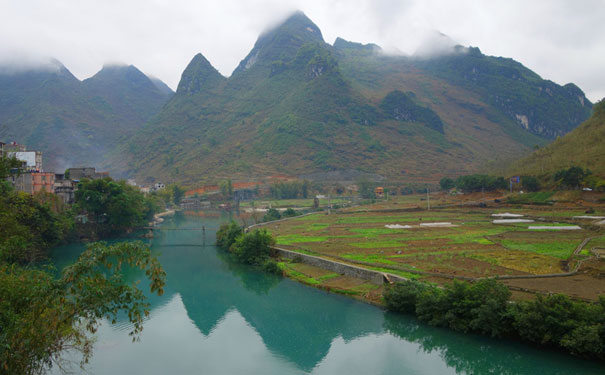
[341, 253, 399, 265]
[271, 200, 602, 282]
[275, 234, 329, 245]
[351, 241, 407, 249]
[366, 266, 423, 280]
[337, 215, 452, 224]
[240, 198, 350, 208]
[507, 192, 555, 205]
[496, 239, 579, 259]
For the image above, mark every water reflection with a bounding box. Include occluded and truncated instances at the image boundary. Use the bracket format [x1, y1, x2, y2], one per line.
[49, 212, 603, 375]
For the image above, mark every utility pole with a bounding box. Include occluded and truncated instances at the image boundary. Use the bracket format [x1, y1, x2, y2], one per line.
[426, 187, 430, 210]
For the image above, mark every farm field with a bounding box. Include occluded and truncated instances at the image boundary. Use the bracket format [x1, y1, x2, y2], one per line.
[266, 192, 605, 301]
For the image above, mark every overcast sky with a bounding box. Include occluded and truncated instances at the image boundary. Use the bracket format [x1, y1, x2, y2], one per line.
[1, 0, 603, 101]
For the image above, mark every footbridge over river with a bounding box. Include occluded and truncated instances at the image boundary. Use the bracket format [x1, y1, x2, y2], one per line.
[143, 226, 209, 248]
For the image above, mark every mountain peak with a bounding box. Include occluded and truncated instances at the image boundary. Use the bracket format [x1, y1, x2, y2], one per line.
[86, 63, 152, 87]
[232, 11, 324, 75]
[176, 53, 225, 94]
[333, 37, 382, 54]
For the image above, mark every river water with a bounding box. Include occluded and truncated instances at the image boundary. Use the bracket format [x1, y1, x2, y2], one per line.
[50, 212, 603, 375]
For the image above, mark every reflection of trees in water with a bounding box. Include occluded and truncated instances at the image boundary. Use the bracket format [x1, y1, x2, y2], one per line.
[383, 312, 600, 375]
[215, 247, 282, 295]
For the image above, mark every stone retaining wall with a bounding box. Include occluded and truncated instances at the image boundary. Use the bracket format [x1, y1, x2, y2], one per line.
[273, 247, 409, 285]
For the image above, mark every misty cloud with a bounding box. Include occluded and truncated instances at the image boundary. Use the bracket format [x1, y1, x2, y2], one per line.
[0, 0, 603, 101]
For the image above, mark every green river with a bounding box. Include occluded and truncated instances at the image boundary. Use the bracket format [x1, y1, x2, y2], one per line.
[49, 212, 603, 374]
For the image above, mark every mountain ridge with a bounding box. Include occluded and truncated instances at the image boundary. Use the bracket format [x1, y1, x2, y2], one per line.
[111, 11, 591, 185]
[0, 61, 173, 171]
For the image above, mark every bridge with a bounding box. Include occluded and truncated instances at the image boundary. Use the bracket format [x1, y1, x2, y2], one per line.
[142, 226, 209, 247]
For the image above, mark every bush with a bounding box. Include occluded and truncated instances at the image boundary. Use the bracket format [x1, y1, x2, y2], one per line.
[554, 166, 591, 188]
[521, 176, 540, 192]
[216, 221, 243, 250]
[230, 229, 276, 265]
[455, 174, 507, 192]
[384, 280, 429, 313]
[262, 208, 282, 222]
[281, 208, 299, 218]
[439, 177, 455, 191]
[384, 278, 605, 359]
[262, 259, 282, 275]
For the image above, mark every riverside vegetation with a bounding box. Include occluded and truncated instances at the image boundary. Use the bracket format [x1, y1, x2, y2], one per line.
[384, 279, 605, 360]
[0, 156, 167, 374]
[266, 188, 605, 360]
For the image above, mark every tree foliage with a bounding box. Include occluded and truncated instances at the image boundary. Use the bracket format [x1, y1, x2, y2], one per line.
[215, 221, 243, 250]
[439, 177, 455, 191]
[455, 174, 507, 192]
[0, 184, 71, 264]
[269, 180, 310, 199]
[384, 279, 605, 359]
[230, 229, 276, 265]
[0, 241, 165, 374]
[521, 175, 540, 192]
[74, 177, 155, 236]
[554, 166, 591, 188]
[262, 208, 282, 222]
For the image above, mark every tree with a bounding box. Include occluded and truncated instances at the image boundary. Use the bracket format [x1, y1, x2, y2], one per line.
[357, 178, 376, 199]
[219, 179, 233, 198]
[0, 184, 69, 264]
[170, 184, 185, 205]
[263, 208, 281, 222]
[439, 177, 455, 191]
[554, 166, 590, 188]
[521, 176, 540, 192]
[281, 208, 299, 218]
[75, 178, 154, 236]
[216, 221, 243, 250]
[230, 229, 275, 265]
[0, 241, 165, 374]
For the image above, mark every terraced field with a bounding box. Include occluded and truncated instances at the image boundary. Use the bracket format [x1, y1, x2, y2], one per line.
[266, 197, 605, 300]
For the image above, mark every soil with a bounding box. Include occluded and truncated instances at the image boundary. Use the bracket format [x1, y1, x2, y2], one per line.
[501, 260, 605, 301]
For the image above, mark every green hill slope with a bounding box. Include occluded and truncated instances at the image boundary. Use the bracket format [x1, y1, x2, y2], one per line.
[0, 61, 172, 172]
[510, 100, 605, 177]
[115, 12, 591, 184]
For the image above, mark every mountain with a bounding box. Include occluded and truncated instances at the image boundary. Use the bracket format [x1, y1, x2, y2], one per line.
[0, 61, 172, 172]
[510, 99, 605, 177]
[82, 64, 173, 126]
[114, 11, 591, 185]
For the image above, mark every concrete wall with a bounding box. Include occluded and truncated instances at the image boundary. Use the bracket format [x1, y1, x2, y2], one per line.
[274, 247, 409, 285]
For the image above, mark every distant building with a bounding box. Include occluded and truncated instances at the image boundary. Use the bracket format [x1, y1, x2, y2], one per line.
[8, 151, 43, 172]
[54, 174, 75, 204]
[152, 183, 166, 191]
[3, 142, 26, 152]
[11, 172, 55, 194]
[180, 197, 211, 210]
[0, 141, 5, 157]
[374, 187, 384, 198]
[69, 167, 109, 180]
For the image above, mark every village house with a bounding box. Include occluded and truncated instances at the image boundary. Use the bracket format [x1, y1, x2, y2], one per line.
[11, 172, 56, 194]
[54, 173, 75, 204]
[68, 167, 109, 181]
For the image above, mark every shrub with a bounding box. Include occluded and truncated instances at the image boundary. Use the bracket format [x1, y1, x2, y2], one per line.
[262, 208, 282, 222]
[262, 259, 282, 275]
[439, 177, 455, 191]
[521, 176, 540, 192]
[554, 166, 590, 188]
[216, 221, 243, 250]
[383, 280, 429, 313]
[281, 208, 299, 218]
[230, 229, 276, 265]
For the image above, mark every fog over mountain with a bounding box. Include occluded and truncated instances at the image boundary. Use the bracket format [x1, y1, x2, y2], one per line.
[1, 0, 604, 101]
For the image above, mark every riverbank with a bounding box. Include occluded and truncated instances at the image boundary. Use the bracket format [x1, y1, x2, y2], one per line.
[151, 208, 177, 226]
